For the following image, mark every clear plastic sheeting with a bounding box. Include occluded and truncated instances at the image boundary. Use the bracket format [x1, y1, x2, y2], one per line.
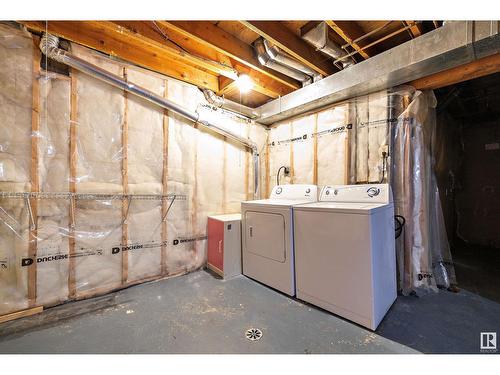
[0, 23, 267, 316]
[266, 89, 408, 192]
[392, 91, 456, 294]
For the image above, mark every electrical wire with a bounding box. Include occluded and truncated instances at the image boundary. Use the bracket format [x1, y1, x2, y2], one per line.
[277, 166, 287, 186]
[380, 152, 387, 183]
[151, 21, 238, 75]
[394, 215, 406, 239]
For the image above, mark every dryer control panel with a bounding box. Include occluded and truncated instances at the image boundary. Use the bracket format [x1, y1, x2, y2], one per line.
[270, 184, 318, 201]
[320, 184, 392, 204]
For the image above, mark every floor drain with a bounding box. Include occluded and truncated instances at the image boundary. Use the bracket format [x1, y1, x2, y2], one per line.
[245, 328, 263, 341]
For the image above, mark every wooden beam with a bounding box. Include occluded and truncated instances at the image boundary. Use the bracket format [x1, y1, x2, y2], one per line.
[312, 114, 318, 185]
[28, 37, 41, 307]
[325, 21, 371, 60]
[113, 22, 296, 98]
[121, 66, 129, 286]
[109, 21, 237, 78]
[68, 69, 78, 299]
[158, 21, 300, 90]
[0, 306, 43, 324]
[240, 21, 336, 76]
[265, 141, 270, 198]
[344, 107, 351, 184]
[404, 21, 423, 38]
[20, 21, 220, 92]
[112, 21, 295, 101]
[218, 76, 238, 96]
[409, 53, 500, 90]
[161, 80, 169, 276]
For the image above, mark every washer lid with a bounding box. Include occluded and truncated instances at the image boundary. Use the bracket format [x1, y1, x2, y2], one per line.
[294, 201, 392, 214]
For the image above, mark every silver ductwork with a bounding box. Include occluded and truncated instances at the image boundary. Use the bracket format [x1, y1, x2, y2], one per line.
[202, 89, 259, 119]
[302, 22, 353, 69]
[262, 39, 322, 82]
[254, 38, 313, 86]
[40, 33, 260, 198]
[257, 21, 500, 125]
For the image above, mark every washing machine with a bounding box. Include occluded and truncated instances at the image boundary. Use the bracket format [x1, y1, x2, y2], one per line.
[293, 184, 396, 330]
[241, 184, 318, 296]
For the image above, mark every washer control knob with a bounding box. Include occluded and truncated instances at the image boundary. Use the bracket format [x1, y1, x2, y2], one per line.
[367, 187, 380, 197]
[325, 190, 330, 195]
[276, 187, 282, 194]
[305, 188, 311, 194]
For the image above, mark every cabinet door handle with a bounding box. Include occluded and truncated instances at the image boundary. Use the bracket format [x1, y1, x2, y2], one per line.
[249, 226, 253, 237]
[218, 240, 222, 253]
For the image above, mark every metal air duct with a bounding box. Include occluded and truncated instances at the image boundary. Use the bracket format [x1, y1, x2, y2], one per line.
[262, 39, 322, 82]
[202, 89, 259, 119]
[254, 38, 312, 85]
[302, 22, 353, 69]
[40, 33, 260, 198]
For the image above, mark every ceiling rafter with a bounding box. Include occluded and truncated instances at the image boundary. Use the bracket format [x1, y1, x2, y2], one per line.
[20, 20, 220, 92]
[404, 21, 423, 38]
[239, 20, 336, 76]
[325, 21, 371, 60]
[112, 21, 291, 98]
[157, 21, 300, 91]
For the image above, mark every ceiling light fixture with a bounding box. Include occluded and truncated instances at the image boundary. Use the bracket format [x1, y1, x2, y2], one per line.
[235, 74, 253, 93]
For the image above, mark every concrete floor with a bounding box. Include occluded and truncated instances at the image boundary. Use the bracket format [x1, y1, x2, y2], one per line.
[0, 270, 499, 354]
[451, 241, 500, 304]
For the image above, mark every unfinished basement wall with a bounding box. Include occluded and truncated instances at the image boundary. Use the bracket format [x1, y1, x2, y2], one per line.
[265, 89, 408, 194]
[0, 24, 267, 316]
[455, 119, 500, 248]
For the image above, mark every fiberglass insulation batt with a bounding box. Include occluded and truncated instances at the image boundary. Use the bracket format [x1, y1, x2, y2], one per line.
[0, 24, 33, 315]
[0, 24, 267, 315]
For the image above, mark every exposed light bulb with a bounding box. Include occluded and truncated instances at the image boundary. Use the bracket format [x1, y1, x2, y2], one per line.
[236, 74, 253, 93]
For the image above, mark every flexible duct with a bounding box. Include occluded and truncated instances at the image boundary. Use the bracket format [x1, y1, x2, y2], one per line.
[262, 39, 322, 82]
[40, 33, 260, 198]
[254, 38, 312, 85]
[202, 89, 259, 119]
[302, 22, 353, 69]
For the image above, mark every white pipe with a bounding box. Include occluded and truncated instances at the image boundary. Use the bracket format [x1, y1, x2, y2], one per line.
[40, 33, 261, 198]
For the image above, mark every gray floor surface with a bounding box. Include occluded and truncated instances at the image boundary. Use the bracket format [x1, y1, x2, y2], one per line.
[0, 270, 499, 354]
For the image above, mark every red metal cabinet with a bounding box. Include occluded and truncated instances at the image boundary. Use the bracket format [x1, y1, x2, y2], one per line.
[207, 214, 242, 278]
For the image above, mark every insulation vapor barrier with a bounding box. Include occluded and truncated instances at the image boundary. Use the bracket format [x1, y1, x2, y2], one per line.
[392, 91, 456, 294]
[267, 88, 406, 189]
[266, 87, 456, 294]
[0, 24, 267, 316]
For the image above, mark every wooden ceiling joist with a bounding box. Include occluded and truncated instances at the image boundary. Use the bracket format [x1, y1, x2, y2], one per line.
[325, 21, 371, 60]
[218, 76, 239, 96]
[20, 20, 220, 92]
[404, 21, 423, 38]
[110, 21, 238, 78]
[239, 21, 336, 76]
[157, 21, 300, 92]
[112, 21, 292, 98]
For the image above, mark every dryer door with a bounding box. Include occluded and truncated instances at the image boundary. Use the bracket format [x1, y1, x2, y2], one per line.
[245, 211, 286, 262]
